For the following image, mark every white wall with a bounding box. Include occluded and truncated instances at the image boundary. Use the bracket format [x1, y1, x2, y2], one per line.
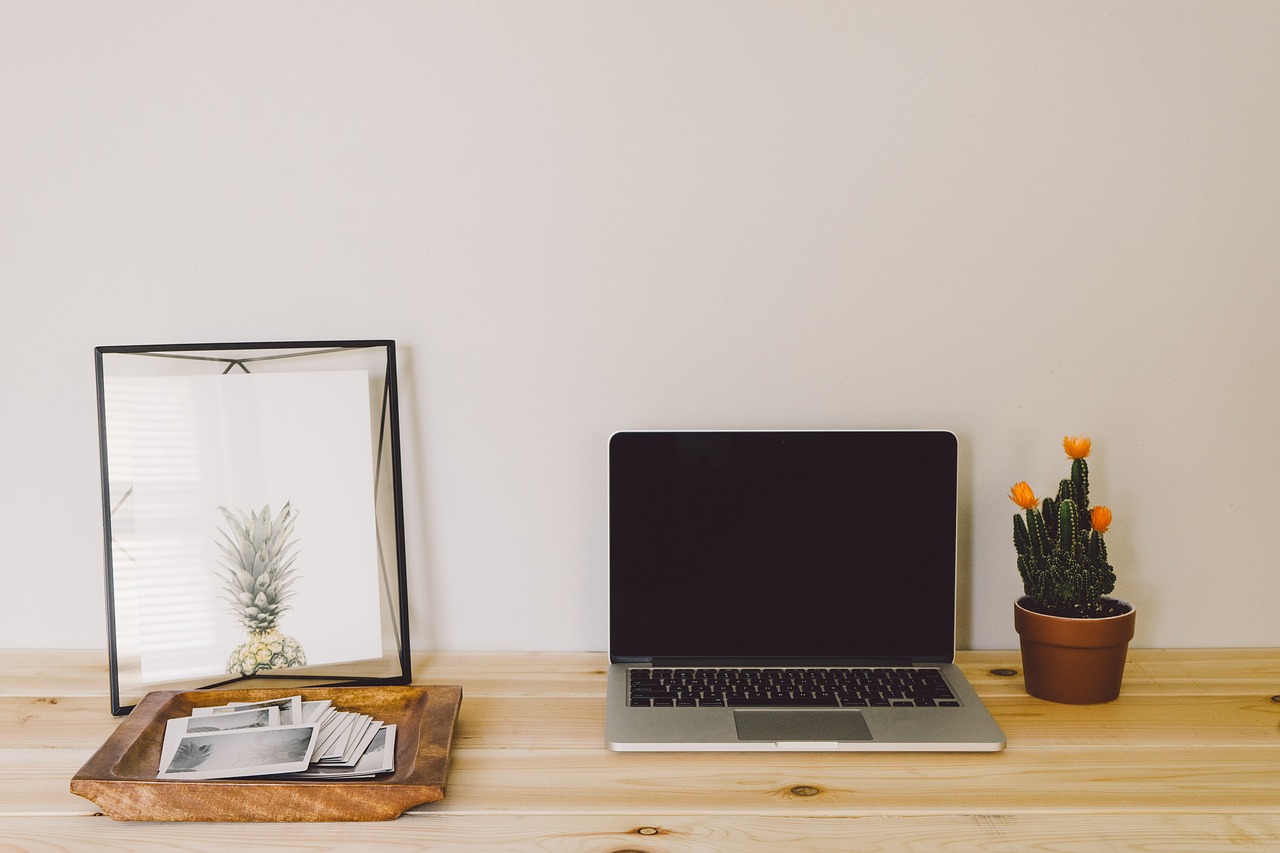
[3, 2, 1277, 653]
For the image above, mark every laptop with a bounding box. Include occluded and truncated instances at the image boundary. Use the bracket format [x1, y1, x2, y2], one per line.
[605, 430, 1006, 752]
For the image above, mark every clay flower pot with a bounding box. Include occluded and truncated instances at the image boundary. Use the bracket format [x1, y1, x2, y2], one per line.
[1013, 597, 1136, 704]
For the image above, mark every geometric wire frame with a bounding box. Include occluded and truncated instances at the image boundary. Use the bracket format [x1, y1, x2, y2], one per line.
[94, 341, 411, 715]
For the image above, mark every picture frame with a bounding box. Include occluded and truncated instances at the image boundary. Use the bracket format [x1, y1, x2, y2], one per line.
[94, 340, 412, 715]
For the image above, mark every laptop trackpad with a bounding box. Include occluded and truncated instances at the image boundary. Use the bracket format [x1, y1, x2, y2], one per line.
[733, 709, 873, 742]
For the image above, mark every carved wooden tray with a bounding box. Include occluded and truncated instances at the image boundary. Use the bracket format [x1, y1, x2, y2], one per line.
[71, 684, 462, 821]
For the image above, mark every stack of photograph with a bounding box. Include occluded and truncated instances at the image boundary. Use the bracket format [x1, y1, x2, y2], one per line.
[157, 695, 396, 781]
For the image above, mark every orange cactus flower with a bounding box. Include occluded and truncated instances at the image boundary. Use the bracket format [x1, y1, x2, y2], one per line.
[1063, 435, 1092, 459]
[1009, 481, 1038, 510]
[1090, 505, 1112, 533]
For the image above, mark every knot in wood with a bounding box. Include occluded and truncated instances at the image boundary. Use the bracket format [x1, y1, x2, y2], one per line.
[990, 668, 1019, 677]
[635, 826, 661, 836]
[790, 785, 821, 797]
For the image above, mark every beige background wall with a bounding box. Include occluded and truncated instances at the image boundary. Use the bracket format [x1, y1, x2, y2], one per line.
[3, 2, 1277, 652]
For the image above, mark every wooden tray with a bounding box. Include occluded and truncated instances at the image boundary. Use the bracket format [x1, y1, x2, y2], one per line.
[71, 684, 462, 822]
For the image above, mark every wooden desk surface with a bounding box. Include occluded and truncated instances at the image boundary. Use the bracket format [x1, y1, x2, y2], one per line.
[2, 649, 1278, 851]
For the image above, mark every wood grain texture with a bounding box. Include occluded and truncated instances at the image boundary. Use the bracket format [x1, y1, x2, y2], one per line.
[425, 746, 1280, 814]
[0, 813, 1276, 852]
[1, 649, 1277, 849]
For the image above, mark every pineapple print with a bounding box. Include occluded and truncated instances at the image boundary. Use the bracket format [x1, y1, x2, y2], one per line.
[215, 502, 307, 676]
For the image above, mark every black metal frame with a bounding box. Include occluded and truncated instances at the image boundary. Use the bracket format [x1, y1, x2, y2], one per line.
[94, 340, 412, 715]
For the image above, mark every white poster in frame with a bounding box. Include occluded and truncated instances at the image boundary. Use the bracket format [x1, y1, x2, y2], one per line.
[95, 341, 411, 715]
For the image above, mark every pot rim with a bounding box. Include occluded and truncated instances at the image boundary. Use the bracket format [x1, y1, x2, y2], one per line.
[1014, 595, 1135, 622]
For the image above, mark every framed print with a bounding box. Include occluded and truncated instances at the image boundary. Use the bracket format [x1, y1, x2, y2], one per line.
[94, 341, 411, 715]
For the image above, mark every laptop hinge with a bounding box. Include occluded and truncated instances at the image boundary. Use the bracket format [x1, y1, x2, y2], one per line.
[644, 657, 917, 668]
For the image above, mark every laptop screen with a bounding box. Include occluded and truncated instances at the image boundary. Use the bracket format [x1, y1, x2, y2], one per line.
[609, 431, 958, 663]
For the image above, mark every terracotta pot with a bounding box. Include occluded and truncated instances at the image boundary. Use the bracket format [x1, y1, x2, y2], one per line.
[1013, 597, 1136, 704]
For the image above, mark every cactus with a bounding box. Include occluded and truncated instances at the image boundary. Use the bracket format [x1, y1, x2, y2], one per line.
[1009, 437, 1120, 618]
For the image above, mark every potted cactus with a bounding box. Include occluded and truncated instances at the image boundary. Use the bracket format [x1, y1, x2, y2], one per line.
[1008, 436, 1135, 703]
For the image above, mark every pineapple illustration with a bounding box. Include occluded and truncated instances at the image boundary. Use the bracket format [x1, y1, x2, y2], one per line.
[215, 502, 307, 676]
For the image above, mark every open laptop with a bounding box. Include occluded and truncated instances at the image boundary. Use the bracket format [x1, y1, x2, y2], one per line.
[605, 430, 1005, 752]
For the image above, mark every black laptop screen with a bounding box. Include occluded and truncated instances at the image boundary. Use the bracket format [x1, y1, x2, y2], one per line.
[609, 431, 958, 663]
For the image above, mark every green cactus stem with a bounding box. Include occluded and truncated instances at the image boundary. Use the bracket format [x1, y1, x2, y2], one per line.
[1011, 444, 1120, 618]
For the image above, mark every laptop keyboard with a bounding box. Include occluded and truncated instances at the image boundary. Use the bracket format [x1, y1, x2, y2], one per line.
[627, 666, 960, 708]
